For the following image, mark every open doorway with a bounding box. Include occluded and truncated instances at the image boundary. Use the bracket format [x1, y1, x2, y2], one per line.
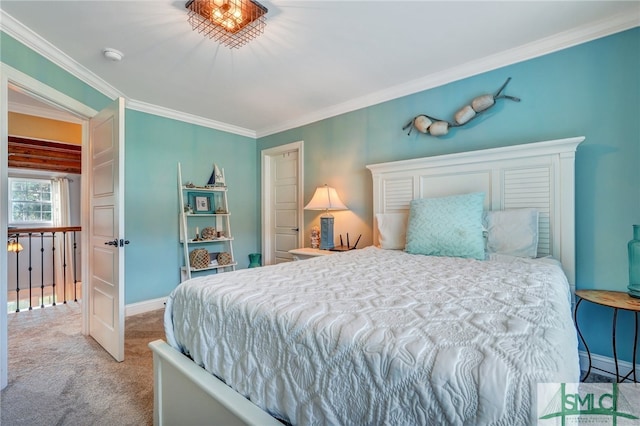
[7, 87, 84, 311]
[1, 65, 97, 389]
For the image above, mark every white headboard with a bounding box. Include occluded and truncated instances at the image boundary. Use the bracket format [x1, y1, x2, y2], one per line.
[366, 136, 584, 290]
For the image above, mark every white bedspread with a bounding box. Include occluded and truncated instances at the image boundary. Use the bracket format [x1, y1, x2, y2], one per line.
[165, 246, 579, 425]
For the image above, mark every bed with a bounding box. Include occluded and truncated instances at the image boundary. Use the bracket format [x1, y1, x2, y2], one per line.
[150, 136, 584, 425]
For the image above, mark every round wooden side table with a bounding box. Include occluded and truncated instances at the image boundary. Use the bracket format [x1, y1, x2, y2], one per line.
[574, 290, 640, 383]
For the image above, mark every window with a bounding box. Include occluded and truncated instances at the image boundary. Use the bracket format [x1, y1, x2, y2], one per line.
[8, 177, 53, 226]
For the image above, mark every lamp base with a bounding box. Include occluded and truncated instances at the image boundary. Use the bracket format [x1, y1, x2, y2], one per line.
[319, 216, 335, 250]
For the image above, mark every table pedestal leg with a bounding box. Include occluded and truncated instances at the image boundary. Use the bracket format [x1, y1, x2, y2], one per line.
[613, 308, 619, 382]
[634, 312, 638, 383]
[574, 298, 591, 381]
[623, 311, 639, 383]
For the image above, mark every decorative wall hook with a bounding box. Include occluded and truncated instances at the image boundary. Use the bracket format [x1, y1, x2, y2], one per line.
[403, 77, 521, 137]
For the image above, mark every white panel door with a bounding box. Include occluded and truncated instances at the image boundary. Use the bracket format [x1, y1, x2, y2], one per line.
[88, 97, 125, 362]
[272, 150, 299, 263]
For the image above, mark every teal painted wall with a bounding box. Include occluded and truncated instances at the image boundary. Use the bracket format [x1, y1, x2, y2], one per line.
[1, 32, 259, 305]
[0, 32, 111, 110]
[124, 110, 258, 302]
[258, 27, 640, 363]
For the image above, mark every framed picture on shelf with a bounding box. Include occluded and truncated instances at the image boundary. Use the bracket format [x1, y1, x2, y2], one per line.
[188, 192, 214, 214]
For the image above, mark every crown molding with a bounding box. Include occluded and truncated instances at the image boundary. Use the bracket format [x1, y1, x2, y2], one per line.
[0, 9, 122, 101]
[255, 11, 640, 138]
[126, 99, 257, 139]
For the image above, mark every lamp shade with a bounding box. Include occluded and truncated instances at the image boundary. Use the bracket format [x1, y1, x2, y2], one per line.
[304, 185, 348, 212]
[7, 240, 23, 253]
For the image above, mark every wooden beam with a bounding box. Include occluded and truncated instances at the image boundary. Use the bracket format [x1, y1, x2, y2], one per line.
[8, 136, 81, 174]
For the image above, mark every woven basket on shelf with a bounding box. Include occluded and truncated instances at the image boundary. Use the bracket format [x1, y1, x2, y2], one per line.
[217, 252, 232, 266]
[189, 249, 210, 270]
[201, 227, 216, 240]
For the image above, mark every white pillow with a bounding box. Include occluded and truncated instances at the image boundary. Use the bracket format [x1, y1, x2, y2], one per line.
[376, 213, 408, 250]
[484, 208, 539, 258]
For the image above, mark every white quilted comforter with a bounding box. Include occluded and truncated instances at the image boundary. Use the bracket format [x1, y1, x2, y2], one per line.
[165, 246, 579, 425]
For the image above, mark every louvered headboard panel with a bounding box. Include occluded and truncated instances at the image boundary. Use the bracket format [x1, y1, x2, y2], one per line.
[503, 167, 552, 256]
[367, 137, 584, 289]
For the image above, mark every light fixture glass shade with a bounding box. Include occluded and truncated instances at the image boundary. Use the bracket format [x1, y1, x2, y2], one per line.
[186, 0, 268, 49]
[304, 185, 348, 212]
[7, 240, 23, 253]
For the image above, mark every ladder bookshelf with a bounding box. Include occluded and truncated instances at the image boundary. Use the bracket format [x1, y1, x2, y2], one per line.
[178, 162, 236, 282]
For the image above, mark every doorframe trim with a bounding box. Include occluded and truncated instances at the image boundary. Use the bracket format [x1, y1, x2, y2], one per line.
[260, 141, 304, 266]
[1, 63, 96, 389]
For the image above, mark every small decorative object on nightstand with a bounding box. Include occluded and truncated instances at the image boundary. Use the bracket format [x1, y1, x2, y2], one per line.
[310, 225, 320, 249]
[574, 290, 640, 383]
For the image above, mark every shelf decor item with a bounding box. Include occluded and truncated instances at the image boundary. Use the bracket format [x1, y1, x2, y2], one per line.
[218, 252, 232, 266]
[189, 192, 215, 214]
[628, 224, 640, 298]
[201, 227, 217, 240]
[206, 163, 227, 188]
[189, 249, 210, 270]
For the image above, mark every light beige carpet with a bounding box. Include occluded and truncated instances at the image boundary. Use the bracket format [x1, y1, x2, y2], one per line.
[1, 303, 165, 426]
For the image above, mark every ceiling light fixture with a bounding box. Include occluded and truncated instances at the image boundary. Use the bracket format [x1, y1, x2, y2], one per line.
[103, 48, 124, 62]
[185, 0, 268, 49]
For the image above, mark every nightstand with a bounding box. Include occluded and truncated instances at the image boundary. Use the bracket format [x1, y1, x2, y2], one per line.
[574, 290, 640, 383]
[288, 247, 335, 261]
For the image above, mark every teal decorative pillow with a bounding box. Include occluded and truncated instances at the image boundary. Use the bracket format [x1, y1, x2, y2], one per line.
[405, 192, 485, 260]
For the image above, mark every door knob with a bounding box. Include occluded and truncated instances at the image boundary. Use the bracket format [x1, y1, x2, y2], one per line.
[105, 239, 130, 246]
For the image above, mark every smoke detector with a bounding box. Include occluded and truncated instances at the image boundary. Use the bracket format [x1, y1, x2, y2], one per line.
[103, 48, 124, 62]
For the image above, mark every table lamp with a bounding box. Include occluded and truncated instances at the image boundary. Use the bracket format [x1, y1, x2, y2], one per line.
[304, 184, 348, 250]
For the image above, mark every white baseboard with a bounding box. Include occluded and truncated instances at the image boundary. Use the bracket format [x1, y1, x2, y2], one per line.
[579, 350, 639, 381]
[125, 297, 166, 317]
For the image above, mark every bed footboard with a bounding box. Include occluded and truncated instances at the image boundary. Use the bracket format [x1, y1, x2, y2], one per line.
[148, 340, 282, 426]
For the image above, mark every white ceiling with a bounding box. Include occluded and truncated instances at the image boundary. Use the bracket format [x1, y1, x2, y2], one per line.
[2, 1, 639, 137]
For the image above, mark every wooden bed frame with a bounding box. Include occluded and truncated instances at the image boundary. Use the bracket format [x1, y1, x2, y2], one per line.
[149, 136, 584, 425]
